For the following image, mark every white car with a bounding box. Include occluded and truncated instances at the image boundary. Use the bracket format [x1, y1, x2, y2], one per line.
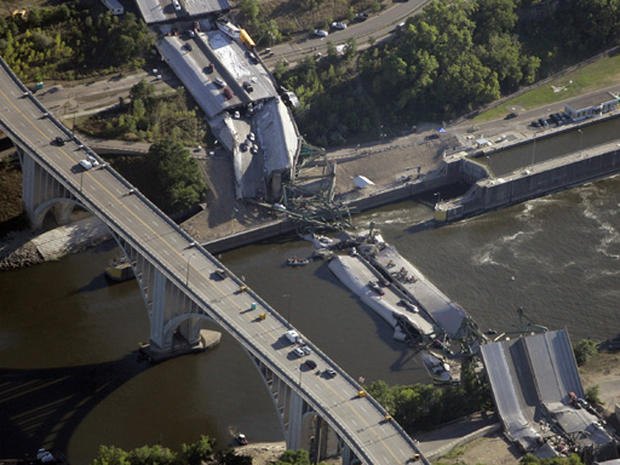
[87, 155, 100, 167]
[172, 0, 181, 11]
[331, 22, 347, 30]
[78, 159, 92, 171]
[313, 29, 328, 38]
[214, 77, 225, 88]
[285, 330, 300, 343]
[293, 347, 305, 358]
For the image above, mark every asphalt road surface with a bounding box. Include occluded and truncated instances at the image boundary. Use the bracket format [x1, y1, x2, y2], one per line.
[262, 0, 431, 68]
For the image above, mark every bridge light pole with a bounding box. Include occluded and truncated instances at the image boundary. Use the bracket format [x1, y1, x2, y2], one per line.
[577, 129, 583, 157]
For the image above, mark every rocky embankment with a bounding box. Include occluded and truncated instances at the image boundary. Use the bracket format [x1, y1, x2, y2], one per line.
[0, 230, 43, 270]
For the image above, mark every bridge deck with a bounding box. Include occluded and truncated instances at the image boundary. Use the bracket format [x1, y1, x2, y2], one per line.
[0, 60, 425, 465]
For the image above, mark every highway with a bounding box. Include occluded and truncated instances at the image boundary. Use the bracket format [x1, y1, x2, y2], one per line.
[0, 59, 426, 465]
[262, 0, 431, 68]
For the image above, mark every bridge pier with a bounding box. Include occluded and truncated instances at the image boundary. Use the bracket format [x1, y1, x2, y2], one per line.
[113, 235, 212, 357]
[18, 147, 78, 229]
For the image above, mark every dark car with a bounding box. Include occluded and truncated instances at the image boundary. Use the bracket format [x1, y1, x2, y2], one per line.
[353, 12, 368, 22]
[304, 359, 317, 369]
[183, 43, 192, 52]
[203, 63, 214, 74]
[504, 112, 518, 120]
[538, 118, 548, 128]
[425, 133, 440, 140]
[53, 136, 64, 146]
[531, 120, 540, 128]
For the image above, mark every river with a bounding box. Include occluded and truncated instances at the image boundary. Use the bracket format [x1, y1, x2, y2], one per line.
[1, 174, 618, 463]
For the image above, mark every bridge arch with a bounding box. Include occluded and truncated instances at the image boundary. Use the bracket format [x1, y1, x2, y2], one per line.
[32, 197, 84, 229]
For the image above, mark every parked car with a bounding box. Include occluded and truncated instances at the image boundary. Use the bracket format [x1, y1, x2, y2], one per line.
[331, 21, 347, 30]
[313, 29, 328, 38]
[172, 0, 181, 11]
[182, 43, 192, 52]
[531, 120, 540, 128]
[223, 87, 233, 100]
[214, 77, 225, 87]
[354, 13, 369, 22]
[425, 133, 440, 140]
[203, 63, 214, 74]
[504, 112, 518, 120]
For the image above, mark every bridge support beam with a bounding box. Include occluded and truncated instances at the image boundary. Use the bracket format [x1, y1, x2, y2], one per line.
[18, 147, 77, 229]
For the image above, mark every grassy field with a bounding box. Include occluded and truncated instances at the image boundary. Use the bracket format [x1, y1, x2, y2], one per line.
[474, 53, 620, 122]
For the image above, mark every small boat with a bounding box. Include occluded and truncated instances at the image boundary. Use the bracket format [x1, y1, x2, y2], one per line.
[235, 433, 248, 445]
[105, 257, 134, 282]
[287, 256, 310, 267]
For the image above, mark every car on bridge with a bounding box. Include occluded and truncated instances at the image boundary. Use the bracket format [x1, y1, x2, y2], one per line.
[53, 136, 65, 146]
[285, 329, 300, 343]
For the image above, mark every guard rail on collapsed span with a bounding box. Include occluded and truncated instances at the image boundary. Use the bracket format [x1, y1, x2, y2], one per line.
[0, 57, 427, 465]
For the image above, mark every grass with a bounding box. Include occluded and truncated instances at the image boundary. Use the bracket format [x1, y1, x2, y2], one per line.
[474, 53, 620, 122]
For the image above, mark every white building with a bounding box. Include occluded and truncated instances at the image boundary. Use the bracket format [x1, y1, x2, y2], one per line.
[565, 91, 618, 121]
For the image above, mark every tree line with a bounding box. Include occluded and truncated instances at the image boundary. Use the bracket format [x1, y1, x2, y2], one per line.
[0, 0, 154, 81]
[276, 0, 619, 146]
[91, 437, 328, 465]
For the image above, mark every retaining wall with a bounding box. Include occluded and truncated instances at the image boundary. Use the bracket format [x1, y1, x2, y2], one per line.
[443, 145, 620, 222]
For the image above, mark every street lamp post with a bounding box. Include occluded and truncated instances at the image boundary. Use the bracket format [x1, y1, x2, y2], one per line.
[578, 129, 583, 157]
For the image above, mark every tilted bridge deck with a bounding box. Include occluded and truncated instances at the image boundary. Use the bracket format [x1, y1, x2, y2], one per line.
[0, 59, 426, 465]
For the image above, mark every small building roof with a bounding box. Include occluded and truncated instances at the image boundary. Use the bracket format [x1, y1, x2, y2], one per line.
[565, 90, 618, 111]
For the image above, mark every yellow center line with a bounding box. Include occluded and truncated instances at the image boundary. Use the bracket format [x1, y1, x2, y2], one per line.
[0, 84, 407, 464]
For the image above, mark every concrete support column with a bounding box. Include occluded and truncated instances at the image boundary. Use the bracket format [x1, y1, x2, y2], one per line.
[286, 390, 305, 451]
[340, 442, 355, 465]
[53, 201, 74, 225]
[178, 317, 201, 346]
[20, 151, 37, 225]
[150, 267, 170, 351]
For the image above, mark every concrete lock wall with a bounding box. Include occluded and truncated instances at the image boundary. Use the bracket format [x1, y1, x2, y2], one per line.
[448, 147, 620, 221]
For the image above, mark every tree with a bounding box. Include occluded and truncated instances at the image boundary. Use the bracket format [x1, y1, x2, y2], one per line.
[472, 0, 517, 44]
[573, 338, 598, 365]
[127, 445, 177, 465]
[92, 445, 130, 465]
[181, 435, 215, 465]
[148, 139, 208, 213]
[585, 385, 602, 405]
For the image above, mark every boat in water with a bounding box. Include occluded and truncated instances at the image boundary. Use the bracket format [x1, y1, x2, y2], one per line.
[235, 433, 248, 445]
[105, 257, 134, 282]
[287, 256, 310, 267]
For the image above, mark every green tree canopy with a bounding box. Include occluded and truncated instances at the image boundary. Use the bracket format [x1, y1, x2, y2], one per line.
[148, 139, 208, 213]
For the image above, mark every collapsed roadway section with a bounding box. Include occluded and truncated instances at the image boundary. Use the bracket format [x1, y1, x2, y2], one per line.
[137, 0, 301, 201]
[480, 330, 616, 460]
